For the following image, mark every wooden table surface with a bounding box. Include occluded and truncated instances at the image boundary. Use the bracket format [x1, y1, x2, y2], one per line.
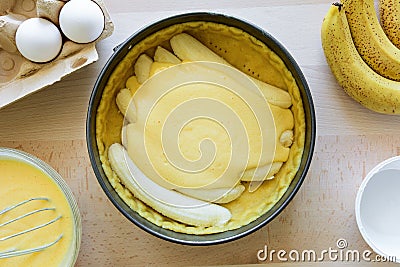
[1, 0, 400, 266]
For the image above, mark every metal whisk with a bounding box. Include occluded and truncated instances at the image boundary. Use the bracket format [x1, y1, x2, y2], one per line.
[0, 197, 63, 259]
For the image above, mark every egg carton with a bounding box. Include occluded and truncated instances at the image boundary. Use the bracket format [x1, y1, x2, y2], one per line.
[0, 0, 114, 108]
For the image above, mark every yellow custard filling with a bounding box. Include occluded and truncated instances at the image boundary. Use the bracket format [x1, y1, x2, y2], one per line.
[0, 159, 74, 266]
[96, 21, 305, 234]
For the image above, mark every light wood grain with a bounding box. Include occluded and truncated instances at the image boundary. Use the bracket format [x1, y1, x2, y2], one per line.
[1, 0, 400, 266]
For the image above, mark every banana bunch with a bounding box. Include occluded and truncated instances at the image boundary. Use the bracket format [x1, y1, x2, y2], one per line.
[321, 2, 400, 114]
[380, 0, 400, 49]
[111, 33, 295, 226]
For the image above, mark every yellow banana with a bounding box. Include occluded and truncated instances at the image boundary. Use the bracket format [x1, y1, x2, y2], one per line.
[321, 3, 400, 114]
[170, 33, 292, 108]
[343, 0, 400, 81]
[379, 0, 400, 49]
[108, 143, 232, 227]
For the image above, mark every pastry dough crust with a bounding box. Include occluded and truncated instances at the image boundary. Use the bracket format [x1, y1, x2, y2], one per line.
[96, 21, 305, 234]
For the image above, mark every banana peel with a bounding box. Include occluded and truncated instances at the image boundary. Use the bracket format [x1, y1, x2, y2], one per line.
[380, 0, 400, 49]
[343, 0, 400, 81]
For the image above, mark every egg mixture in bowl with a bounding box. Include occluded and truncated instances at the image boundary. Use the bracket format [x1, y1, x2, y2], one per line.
[0, 148, 81, 266]
[87, 13, 315, 244]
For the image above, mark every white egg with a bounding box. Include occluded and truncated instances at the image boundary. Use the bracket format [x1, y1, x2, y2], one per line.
[15, 18, 62, 63]
[59, 0, 105, 44]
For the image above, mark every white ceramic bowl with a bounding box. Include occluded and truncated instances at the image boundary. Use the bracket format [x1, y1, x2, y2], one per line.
[355, 156, 400, 263]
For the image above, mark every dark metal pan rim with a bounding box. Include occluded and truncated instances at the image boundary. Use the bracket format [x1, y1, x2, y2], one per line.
[86, 12, 316, 246]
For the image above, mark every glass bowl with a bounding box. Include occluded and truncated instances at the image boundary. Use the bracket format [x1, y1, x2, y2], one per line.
[0, 147, 81, 266]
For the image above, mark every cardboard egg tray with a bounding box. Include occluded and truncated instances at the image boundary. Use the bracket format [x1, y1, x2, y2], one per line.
[0, 0, 114, 108]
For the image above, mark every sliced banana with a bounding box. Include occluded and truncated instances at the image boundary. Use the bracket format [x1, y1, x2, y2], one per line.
[116, 89, 137, 123]
[280, 130, 293, 148]
[170, 33, 292, 108]
[108, 143, 232, 227]
[241, 162, 283, 182]
[125, 75, 141, 94]
[134, 54, 153, 83]
[149, 62, 176, 77]
[121, 125, 128, 148]
[154, 46, 181, 64]
[176, 184, 245, 204]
